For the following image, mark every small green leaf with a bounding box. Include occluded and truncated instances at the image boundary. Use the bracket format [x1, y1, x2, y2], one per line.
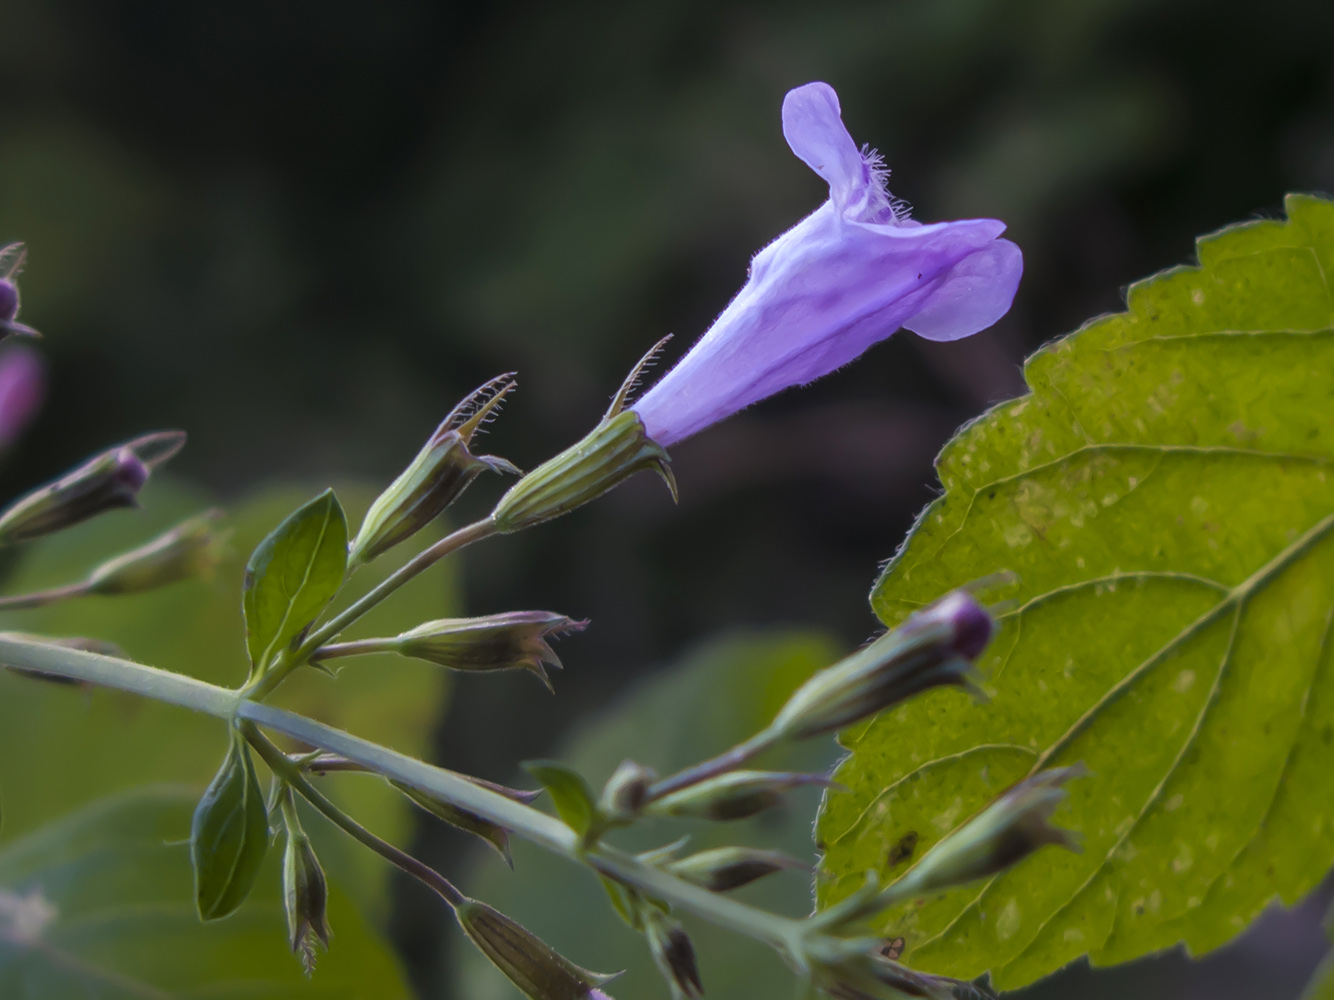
[243, 489, 348, 673]
[523, 761, 599, 838]
[192, 730, 270, 920]
[816, 194, 1334, 988]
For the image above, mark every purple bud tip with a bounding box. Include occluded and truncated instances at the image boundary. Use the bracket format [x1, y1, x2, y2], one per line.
[112, 449, 151, 493]
[0, 280, 18, 323]
[930, 591, 993, 660]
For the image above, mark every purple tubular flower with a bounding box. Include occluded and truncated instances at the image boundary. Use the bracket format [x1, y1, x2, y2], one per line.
[0, 346, 45, 448]
[632, 81, 1022, 446]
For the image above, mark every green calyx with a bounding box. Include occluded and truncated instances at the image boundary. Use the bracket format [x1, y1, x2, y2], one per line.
[492, 410, 676, 533]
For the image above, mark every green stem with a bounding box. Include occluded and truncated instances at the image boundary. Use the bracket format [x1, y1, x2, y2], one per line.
[308, 638, 395, 662]
[247, 517, 497, 699]
[645, 727, 785, 802]
[244, 721, 466, 907]
[0, 581, 93, 611]
[0, 635, 802, 952]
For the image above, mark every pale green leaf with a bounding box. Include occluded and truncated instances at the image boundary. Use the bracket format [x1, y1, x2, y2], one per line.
[244, 489, 348, 672]
[191, 730, 270, 921]
[522, 761, 599, 837]
[0, 787, 413, 998]
[816, 194, 1334, 989]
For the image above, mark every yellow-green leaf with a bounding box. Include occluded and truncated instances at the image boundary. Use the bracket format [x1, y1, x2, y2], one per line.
[816, 194, 1334, 989]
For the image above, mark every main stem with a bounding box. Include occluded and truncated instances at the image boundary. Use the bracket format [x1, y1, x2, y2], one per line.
[0, 637, 801, 952]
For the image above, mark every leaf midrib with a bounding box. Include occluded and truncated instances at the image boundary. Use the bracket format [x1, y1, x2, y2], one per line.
[905, 506, 1334, 959]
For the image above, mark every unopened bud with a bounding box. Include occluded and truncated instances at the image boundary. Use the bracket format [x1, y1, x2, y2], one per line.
[599, 759, 657, 821]
[0, 431, 184, 545]
[492, 410, 676, 533]
[455, 897, 620, 1000]
[644, 911, 703, 999]
[350, 375, 520, 564]
[770, 590, 992, 741]
[809, 936, 985, 1000]
[85, 509, 228, 595]
[647, 770, 830, 822]
[393, 774, 542, 867]
[282, 829, 331, 973]
[383, 611, 587, 691]
[889, 766, 1084, 900]
[668, 846, 807, 892]
[0, 244, 38, 338]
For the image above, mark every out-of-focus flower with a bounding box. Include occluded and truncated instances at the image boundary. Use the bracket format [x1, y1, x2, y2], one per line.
[0, 346, 44, 448]
[632, 82, 1022, 446]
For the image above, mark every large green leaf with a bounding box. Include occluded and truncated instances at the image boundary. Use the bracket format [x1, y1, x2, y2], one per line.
[0, 479, 456, 917]
[816, 194, 1334, 989]
[0, 787, 413, 998]
[450, 631, 839, 1000]
[244, 488, 349, 672]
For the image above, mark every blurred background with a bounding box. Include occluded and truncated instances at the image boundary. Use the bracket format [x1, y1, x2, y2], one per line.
[1, 0, 1333, 997]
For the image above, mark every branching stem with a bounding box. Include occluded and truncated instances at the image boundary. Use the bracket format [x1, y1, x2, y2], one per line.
[0, 635, 804, 954]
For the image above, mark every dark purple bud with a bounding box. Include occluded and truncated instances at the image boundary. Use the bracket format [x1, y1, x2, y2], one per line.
[111, 448, 151, 493]
[922, 590, 994, 660]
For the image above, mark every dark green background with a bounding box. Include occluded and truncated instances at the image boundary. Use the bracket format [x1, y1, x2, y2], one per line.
[1, 1, 1332, 996]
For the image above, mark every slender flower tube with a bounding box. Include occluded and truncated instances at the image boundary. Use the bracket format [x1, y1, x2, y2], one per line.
[632, 82, 1022, 446]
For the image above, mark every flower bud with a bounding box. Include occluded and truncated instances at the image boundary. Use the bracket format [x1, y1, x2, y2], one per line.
[888, 766, 1084, 901]
[382, 611, 587, 691]
[647, 770, 831, 822]
[350, 375, 520, 564]
[809, 936, 984, 1000]
[85, 509, 228, 595]
[393, 774, 542, 867]
[0, 244, 38, 339]
[599, 759, 657, 821]
[0, 431, 184, 545]
[769, 590, 992, 741]
[282, 828, 331, 973]
[668, 846, 807, 893]
[455, 897, 620, 1000]
[492, 410, 675, 533]
[643, 911, 703, 999]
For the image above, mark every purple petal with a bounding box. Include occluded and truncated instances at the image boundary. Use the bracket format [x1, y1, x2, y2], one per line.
[630, 82, 1022, 447]
[903, 238, 1023, 342]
